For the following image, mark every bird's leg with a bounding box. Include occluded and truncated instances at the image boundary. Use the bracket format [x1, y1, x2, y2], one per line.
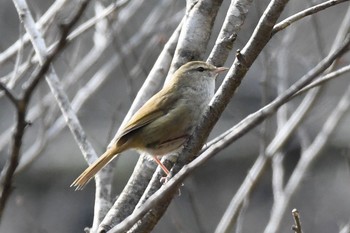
[153, 156, 183, 195]
[152, 156, 169, 183]
[152, 156, 169, 174]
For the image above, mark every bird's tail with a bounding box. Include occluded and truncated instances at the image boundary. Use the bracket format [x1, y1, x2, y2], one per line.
[71, 146, 120, 190]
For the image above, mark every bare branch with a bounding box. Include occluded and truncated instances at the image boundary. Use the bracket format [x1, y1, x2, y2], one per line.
[19, 0, 90, 101]
[0, 0, 89, 221]
[213, 34, 350, 233]
[272, 0, 349, 35]
[101, 32, 350, 233]
[0, 82, 19, 108]
[1, 0, 347, 231]
[99, 10, 183, 232]
[13, 0, 49, 62]
[266, 5, 350, 155]
[12, 0, 98, 164]
[272, 152, 284, 201]
[0, 0, 67, 65]
[339, 222, 350, 233]
[207, 0, 254, 66]
[0, 0, 147, 155]
[291, 209, 303, 233]
[297, 64, 350, 95]
[67, 0, 131, 43]
[105, 0, 291, 232]
[167, 0, 224, 75]
[117, 0, 227, 231]
[0, 100, 27, 221]
[264, 12, 350, 232]
[264, 80, 350, 233]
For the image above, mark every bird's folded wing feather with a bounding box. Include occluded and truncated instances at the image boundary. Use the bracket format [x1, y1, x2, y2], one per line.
[117, 87, 177, 140]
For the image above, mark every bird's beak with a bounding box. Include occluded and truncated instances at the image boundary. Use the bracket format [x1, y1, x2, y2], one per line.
[214, 66, 229, 74]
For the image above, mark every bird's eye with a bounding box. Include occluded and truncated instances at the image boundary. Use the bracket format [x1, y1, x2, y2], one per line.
[196, 67, 205, 72]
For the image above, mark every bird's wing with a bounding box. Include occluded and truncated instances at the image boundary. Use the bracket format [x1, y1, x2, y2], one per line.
[117, 86, 176, 140]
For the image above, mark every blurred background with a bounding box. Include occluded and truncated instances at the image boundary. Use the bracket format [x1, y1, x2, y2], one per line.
[0, 0, 349, 232]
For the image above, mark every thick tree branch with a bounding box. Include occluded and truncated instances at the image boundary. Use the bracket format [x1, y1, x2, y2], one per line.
[208, 0, 254, 66]
[1, 0, 348, 232]
[113, 33, 349, 233]
[119, 0, 226, 232]
[99, 6, 183, 232]
[106, 0, 291, 232]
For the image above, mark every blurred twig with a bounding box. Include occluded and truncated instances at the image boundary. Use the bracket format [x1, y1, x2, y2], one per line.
[291, 209, 303, 233]
[297, 64, 350, 95]
[263, 7, 350, 232]
[0, 0, 145, 155]
[0, 0, 131, 66]
[0, 0, 67, 65]
[264, 82, 350, 232]
[339, 222, 350, 233]
[0, 0, 89, 221]
[11, 0, 95, 160]
[272, 25, 297, 203]
[214, 33, 350, 233]
[272, 0, 349, 35]
[0, 50, 35, 99]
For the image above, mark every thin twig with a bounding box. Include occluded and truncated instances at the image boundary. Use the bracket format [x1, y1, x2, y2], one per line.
[203, 61, 350, 153]
[0, 0, 67, 65]
[214, 34, 350, 233]
[0, 0, 89, 221]
[264, 82, 350, 233]
[67, 0, 131, 43]
[339, 222, 350, 233]
[14, 10, 184, 177]
[12, 23, 25, 84]
[291, 209, 303, 233]
[0, 0, 131, 65]
[37, 0, 132, 63]
[0, 0, 145, 154]
[272, 0, 349, 35]
[263, 9, 350, 232]
[296, 64, 350, 95]
[272, 26, 297, 201]
[13, 0, 98, 167]
[0, 82, 19, 108]
[267, 21, 350, 157]
[20, 0, 90, 101]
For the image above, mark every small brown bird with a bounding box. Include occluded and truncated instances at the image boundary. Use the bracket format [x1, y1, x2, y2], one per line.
[71, 61, 228, 189]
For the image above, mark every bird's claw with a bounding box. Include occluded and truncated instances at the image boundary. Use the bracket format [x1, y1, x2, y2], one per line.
[160, 176, 168, 184]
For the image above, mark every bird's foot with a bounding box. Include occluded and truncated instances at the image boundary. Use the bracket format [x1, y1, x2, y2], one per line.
[160, 176, 168, 184]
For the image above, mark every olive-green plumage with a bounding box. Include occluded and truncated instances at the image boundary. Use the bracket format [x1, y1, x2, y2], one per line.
[71, 61, 228, 189]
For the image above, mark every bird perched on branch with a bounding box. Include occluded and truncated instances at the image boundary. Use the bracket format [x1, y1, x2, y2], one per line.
[71, 61, 228, 190]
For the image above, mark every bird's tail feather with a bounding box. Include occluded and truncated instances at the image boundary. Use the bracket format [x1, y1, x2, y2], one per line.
[71, 147, 119, 190]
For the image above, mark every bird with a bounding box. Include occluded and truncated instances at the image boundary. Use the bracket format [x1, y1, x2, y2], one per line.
[71, 61, 228, 189]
